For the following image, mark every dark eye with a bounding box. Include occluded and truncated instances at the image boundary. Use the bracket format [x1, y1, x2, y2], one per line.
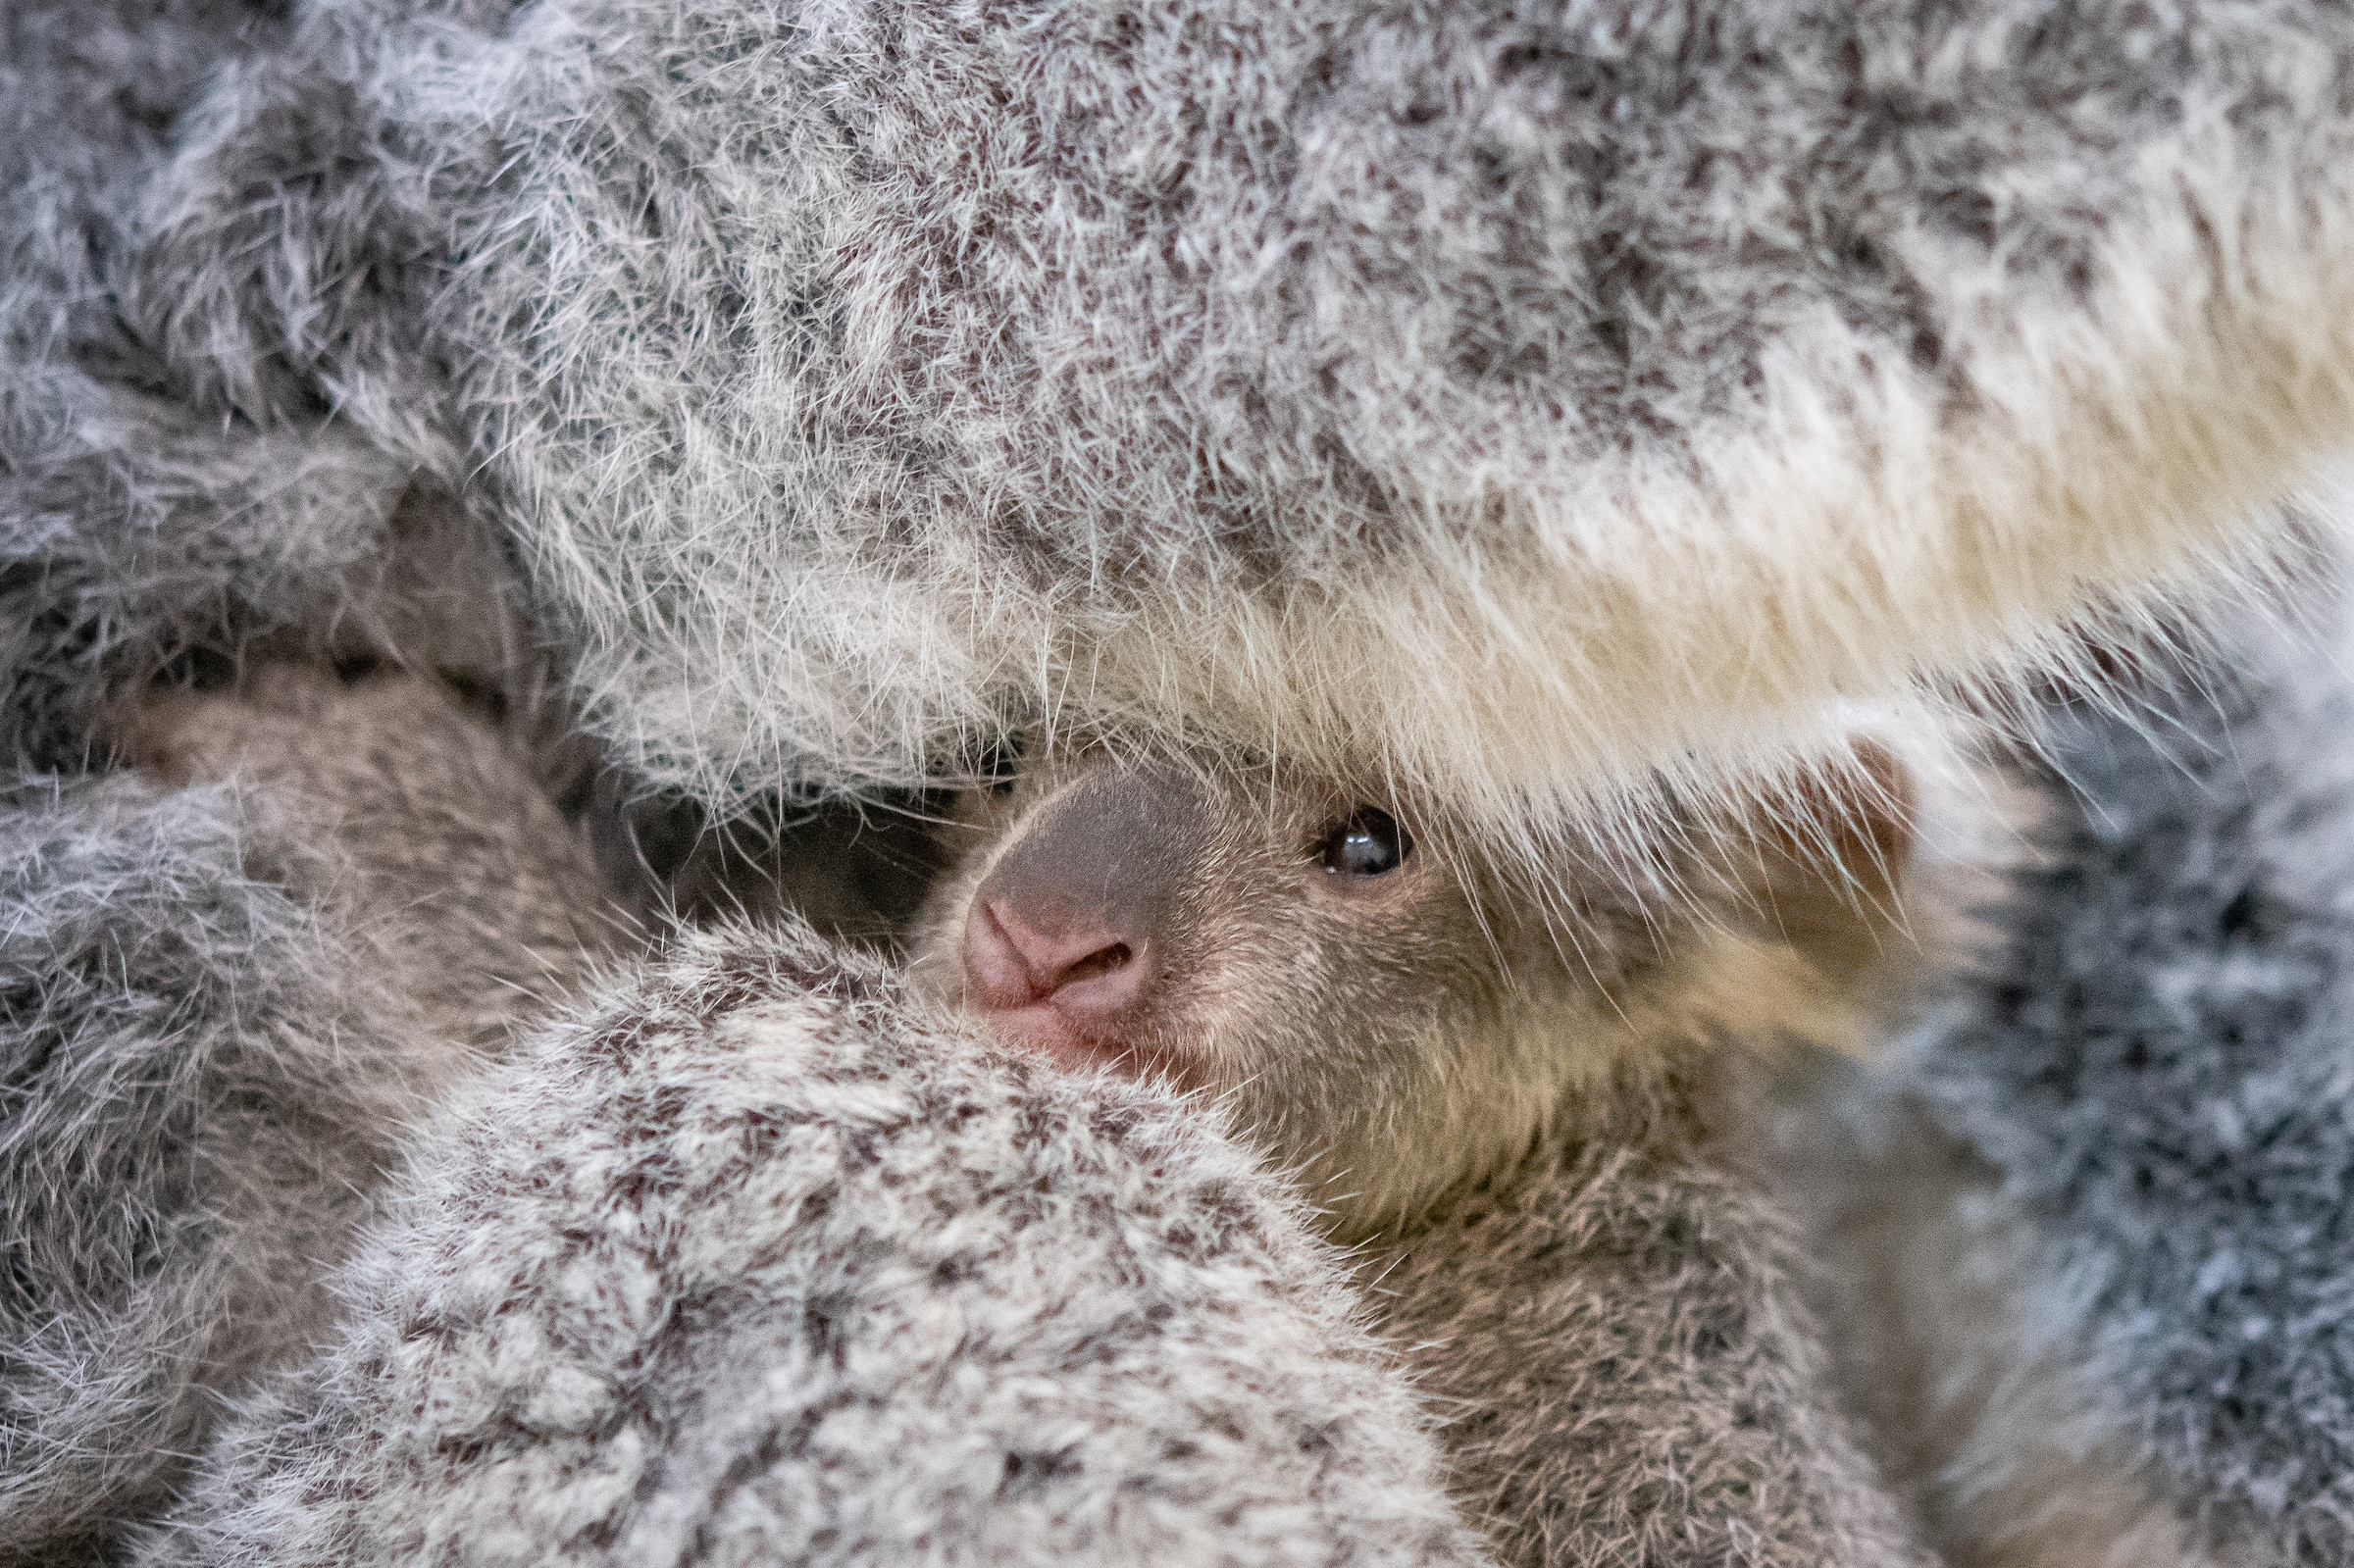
[1318, 808, 1412, 878]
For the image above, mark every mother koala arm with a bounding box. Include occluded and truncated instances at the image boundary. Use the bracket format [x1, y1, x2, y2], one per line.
[131, 920, 1489, 1568]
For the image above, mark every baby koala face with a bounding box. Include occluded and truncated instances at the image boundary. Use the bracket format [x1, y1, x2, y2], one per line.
[918, 752, 1532, 1076]
[912, 740, 1914, 1231]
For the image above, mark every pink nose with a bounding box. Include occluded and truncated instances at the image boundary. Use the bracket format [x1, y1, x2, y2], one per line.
[961, 897, 1145, 1026]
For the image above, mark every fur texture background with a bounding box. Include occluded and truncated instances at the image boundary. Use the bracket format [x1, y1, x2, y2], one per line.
[2, 0, 420, 772]
[1919, 609, 2354, 1567]
[132, 920, 1489, 1568]
[14, 1, 2354, 1564]
[115, 0, 2354, 851]
[0, 771, 380, 1564]
[0, 669, 620, 1562]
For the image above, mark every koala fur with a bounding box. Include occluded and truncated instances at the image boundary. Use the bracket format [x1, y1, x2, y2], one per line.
[1750, 591, 2354, 1568]
[116, 667, 625, 1056]
[1363, 1060, 1934, 1568]
[905, 738, 1946, 1565]
[0, 0, 576, 778]
[0, 667, 624, 1562]
[130, 919, 1490, 1568]
[18, 0, 2354, 1563]
[119, 0, 2354, 853]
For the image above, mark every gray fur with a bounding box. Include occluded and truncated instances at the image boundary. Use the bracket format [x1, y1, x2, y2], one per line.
[0, 771, 385, 1561]
[132, 918, 1490, 1568]
[1368, 1053, 1933, 1568]
[1747, 600, 2354, 1568]
[115, 667, 626, 1053]
[124, 0, 2354, 838]
[16, 0, 2354, 1562]
[0, 669, 625, 1561]
[1906, 611, 2354, 1565]
[0, 2, 285, 374]
[0, 1, 605, 784]
[0, 0, 432, 772]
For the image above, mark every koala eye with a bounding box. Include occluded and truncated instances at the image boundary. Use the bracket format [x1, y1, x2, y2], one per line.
[1318, 808, 1412, 878]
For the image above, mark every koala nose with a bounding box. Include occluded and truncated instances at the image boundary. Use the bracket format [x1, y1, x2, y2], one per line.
[961, 896, 1146, 1022]
[955, 771, 1203, 1066]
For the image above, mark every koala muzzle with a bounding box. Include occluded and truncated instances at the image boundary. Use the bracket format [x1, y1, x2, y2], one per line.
[958, 769, 1204, 1075]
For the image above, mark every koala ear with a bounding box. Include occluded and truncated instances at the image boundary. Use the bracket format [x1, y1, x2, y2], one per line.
[1725, 739, 1917, 979]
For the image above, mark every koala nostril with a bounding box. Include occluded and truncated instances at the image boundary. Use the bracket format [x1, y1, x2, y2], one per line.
[1034, 936, 1144, 1020]
[1054, 942, 1132, 988]
[961, 895, 1145, 1021]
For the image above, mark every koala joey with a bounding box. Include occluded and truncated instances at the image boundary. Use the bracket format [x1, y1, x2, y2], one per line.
[912, 736, 1933, 1235]
[912, 734, 1955, 1565]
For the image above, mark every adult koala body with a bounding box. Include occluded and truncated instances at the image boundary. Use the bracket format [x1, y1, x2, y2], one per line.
[132, 921, 1490, 1568]
[130, 0, 2354, 846]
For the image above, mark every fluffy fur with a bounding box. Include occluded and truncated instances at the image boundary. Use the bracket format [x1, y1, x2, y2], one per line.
[17, 1, 2354, 1563]
[0, 1, 536, 774]
[0, 771, 386, 1565]
[1764, 596, 2354, 1568]
[0, 668, 623, 1563]
[1368, 1055, 1931, 1568]
[115, 666, 625, 1052]
[118, 0, 2354, 857]
[132, 919, 1489, 1568]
